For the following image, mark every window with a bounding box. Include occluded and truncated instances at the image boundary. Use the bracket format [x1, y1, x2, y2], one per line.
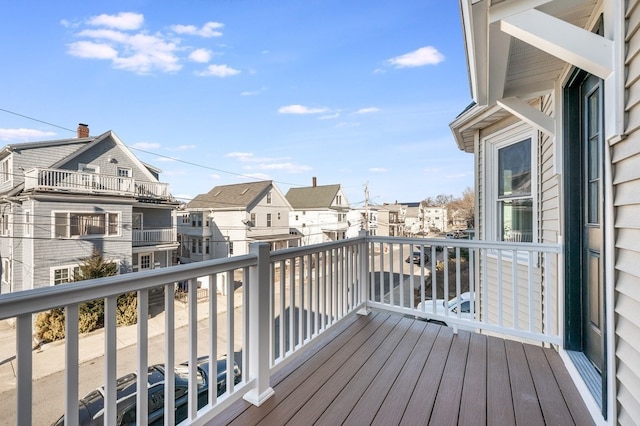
[54, 212, 119, 238]
[117, 167, 131, 177]
[2, 259, 10, 283]
[0, 213, 8, 235]
[336, 195, 342, 205]
[52, 266, 80, 285]
[266, 192, 272, 204]
[486, 125, 536, 244]
[181, 214, 190, 224]
[266, 213, 272, 227]
[229, 241, 234, 255]
[191, 213, 202, 227]
[497, 138, 533, 242]
[205, 239, 210, 254]
[250, 213, 256, 225]
[0, 158, 11, 184]
[277, 212, 281, 220]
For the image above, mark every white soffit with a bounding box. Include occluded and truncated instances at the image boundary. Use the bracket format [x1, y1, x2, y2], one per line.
[500, 8, 613, 79]
[497, 97, 555, 137]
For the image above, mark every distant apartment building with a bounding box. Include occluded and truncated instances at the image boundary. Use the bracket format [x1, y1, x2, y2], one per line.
[424, 207, 448, 232]
[378, 203, 407, 237]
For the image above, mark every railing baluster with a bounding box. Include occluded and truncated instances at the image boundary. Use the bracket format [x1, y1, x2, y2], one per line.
[279, 260, 285, 360]
[529, 251, 535, 334]
[16, 314, 32, 426]
[187, 277, 198, 421]
[289, 256, 295, 351]
[137, 289, 149, 426]
[65, 305, 79, 426]
[165, 283, 175, 426]
[104, 296, 117, 426]
[210, 273, 218, 404]
[298, 256, 304, 346]
[544, 252, 552, 338]
[497, 250, 503, 327]
[226, 270, 234, 394]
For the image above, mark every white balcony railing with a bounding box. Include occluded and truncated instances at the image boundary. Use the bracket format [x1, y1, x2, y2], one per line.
[0, 234, 561, 425]
[132, 228, 176, 247]
[23, 168, 172, 200]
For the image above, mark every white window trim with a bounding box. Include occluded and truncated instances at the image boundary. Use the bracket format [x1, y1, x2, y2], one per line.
[52, 210, 121, 239]
[484, 123, 538, 246]
[2, 258, 10, 284]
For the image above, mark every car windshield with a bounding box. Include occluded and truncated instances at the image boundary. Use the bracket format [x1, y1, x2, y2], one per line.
[175, 365, 206, 389]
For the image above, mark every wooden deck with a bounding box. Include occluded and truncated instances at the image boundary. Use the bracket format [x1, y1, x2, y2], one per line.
[211, 311, 594, 425]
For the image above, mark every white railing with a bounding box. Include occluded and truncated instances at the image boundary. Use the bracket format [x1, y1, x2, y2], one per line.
[0, 234, 561, 425]
[23, 168, 172, 200]
[133, 228, 176, 246]
[367, 236, 562, 345]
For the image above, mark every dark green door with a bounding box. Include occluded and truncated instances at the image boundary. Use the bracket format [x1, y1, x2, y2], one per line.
[582, 74, 605, 373]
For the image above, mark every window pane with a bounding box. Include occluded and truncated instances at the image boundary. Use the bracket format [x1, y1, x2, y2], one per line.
[55, 213, 68, 238]
[498, 139, 531, 197]
[500, 199, 533, 242]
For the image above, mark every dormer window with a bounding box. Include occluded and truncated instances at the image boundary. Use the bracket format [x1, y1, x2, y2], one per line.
[0, 157, 11, 184]
[266, 192, 272, 204]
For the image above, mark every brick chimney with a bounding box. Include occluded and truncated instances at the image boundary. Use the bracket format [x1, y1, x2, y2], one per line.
[312, 176, 317, 187]
[77, 123, 89, 138]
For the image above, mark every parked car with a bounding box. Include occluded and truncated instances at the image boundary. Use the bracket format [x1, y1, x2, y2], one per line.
[415, 292, 474, 327]
[405, 251, 429, 264]
[52, 356, 241, 426]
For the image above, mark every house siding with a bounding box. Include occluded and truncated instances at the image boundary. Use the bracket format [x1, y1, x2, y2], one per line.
[8, 142, 88, 189]
[614, 0, 640, 421]
[31, 200, 132, 288]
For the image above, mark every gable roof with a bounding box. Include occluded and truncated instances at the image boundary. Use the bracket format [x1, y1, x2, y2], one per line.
[188, 180, 273, 210]
[286, 184, 341, 209]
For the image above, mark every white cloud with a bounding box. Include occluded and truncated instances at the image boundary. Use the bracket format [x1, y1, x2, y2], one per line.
[155, 156, 178, 162]
[195, 64, 241, 77]
[278, 104, 329, 114]
[68, 25, 182, 73]
[189, 48, 212, 63]
[67, 41, 118, 59]
[319, 113, 340, 120]
[356, 107, 380, 114]
[170, 22, 224, 38]
[369, 167, 389, 173]
[387, 46, 445, 68]
[87, 12, 144, 31]
[0, 128, 56, 141]
[129, 141, 160, 150]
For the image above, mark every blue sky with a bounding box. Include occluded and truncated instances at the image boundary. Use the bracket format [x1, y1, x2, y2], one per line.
[0, 0, 473, 207]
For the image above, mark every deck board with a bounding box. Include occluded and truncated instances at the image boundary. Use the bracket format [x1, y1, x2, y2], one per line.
[210, 312, 595, 426]
[505, 339, 546, 426]
[458, 332, 487, 426]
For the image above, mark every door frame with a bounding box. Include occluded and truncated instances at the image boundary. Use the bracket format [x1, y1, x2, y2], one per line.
[563, 67, 608, 417]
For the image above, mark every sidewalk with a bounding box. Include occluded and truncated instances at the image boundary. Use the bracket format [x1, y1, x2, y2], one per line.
[0, 290, 242, 395]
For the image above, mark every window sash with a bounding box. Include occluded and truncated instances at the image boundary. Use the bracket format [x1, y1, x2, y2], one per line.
[54, 212, 119, 238]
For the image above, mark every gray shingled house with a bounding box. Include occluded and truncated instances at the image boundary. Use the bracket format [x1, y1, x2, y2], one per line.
[0, 124, 178, 293]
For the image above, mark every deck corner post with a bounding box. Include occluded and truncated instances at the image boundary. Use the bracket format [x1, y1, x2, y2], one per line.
[244, 242, 275, 406]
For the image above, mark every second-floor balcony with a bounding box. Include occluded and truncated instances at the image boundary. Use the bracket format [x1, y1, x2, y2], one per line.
[133, 227, 177, 247]
[23, 168, 173, 201]
[0, 235, 595, 425]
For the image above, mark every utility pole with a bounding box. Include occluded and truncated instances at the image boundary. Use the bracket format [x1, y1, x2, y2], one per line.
[364, 182, 369, 233]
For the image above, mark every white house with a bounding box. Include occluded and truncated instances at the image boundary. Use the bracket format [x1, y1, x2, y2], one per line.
[178, 180, 296, 261]
[286, 178, 350, 246]
[450, 1, 640, 423]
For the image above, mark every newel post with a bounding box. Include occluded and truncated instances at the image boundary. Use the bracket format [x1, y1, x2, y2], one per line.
[357, 230, 371, 315]
[244, 243, 275, 406]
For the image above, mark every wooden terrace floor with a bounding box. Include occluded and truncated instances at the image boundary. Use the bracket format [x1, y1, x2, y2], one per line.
[211, 311, 594, 425]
